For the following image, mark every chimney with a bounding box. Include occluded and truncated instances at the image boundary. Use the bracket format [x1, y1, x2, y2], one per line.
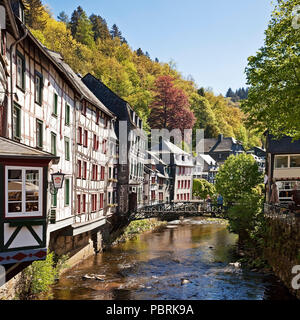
[218, 134, 224, 142]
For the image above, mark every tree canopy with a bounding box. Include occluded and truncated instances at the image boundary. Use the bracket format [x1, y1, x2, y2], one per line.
[215, 153, 263, 204]
[242, 0, 300, 139]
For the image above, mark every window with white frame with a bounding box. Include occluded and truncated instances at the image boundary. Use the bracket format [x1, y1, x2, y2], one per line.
[274, 155, 300, 169]
[6, 167, 43, 218]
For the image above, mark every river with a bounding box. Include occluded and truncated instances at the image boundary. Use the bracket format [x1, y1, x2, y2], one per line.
[52, 218, 295, 300]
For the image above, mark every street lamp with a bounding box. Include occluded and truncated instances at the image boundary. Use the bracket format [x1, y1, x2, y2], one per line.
[50, 171, 65, 195]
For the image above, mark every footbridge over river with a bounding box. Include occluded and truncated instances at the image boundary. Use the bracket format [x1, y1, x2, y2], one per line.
[128, 201, 227, 222]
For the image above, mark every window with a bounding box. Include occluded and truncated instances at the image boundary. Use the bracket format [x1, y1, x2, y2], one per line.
[36, 119, 43, 149]
[65, 137, 70, 161]
[65, 103, 70, 126]
[178, 181, 180, 189]
[92, 164, 98, 181]
[100, 166, 105, 181]
[51, 132, 57, 156]
[53, 93, 58, 116]
[35, 71, 43, 105]
[151, 191, 155, 201]
[83, 162, 87, 179]
[93, 134, 99, 151]
[290, 156, 300, 168]
[77, 127, 82, 145]
[16, 51, 25, 90]
[152, 177, 156, 184]
[6, 167, 42, 218]
[275, 156, 288, 169]
[99, 193, 104, 209]
[102, 139, 107, 154]
[91, 194, 97, 212]
[83, 130, 88, 147]
[13, 104, 21, 141]
[77, 160, 82, 178]
[65, 178, 70, 206]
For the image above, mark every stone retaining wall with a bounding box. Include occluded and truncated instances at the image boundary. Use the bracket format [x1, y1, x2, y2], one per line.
[264, 215, 300, 299]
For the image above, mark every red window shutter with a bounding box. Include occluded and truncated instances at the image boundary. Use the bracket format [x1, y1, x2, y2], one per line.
[78, 127, 82, 145]
[187, 193, 190, 201]
[178, 181, 180, 189]
[77, 195, 81, 213]
[78, 160, 82, 178]
[82, 194, 86, 213]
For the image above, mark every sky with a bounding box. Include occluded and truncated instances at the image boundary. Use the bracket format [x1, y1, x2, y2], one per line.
[44, 0, 275, 96]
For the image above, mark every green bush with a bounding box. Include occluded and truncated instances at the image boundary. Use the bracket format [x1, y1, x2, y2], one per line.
[21, 252, 69, 299]
[193, 179, 215, 199]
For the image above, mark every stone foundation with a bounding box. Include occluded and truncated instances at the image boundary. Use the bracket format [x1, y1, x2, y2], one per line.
[264, 215, 300, 299]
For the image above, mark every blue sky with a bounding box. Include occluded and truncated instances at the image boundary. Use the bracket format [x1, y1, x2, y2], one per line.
[44, 0, 274, 95]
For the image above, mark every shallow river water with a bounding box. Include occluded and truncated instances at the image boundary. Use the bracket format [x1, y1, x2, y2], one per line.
[52, 218, 295, 300]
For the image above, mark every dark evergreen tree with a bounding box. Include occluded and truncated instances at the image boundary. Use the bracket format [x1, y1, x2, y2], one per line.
[90, 14, 111, 41]
[57, 11, 69, 24]
[226, 88, 234, 98]
[110, 24, 122, 39]
[70, 6, 84, 37]
[136, 48, 144, 56]
[197, 87, 205, 97]
[110, 24, 127, 44]
[155, 57, 159, 63]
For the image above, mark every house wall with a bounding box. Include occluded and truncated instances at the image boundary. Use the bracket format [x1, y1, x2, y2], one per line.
[6, 34, 75, 227]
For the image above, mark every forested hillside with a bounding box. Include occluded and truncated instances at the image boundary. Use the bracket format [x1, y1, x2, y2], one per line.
[23, 0, 262, 149]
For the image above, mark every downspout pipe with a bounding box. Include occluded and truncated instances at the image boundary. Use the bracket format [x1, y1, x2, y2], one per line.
[9, 23, 28, 140]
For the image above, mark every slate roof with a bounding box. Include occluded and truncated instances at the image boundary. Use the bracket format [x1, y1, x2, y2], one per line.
[212, 137, 243, 152]
[266, 135, 300, 154]
[46, 50, 114, 118]
[82, 73, 129, 120]
[197, 138, 218, 153]
[0, 137, 59, 163]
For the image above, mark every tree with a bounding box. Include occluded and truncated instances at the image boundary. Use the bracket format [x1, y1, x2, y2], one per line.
[227, 184, 264, 245]
[110, 24, 127, 43]
[193, 179, 215, 199]
[136, 48, 144, 57]
[242, 0, 300, 139]
[23, 0, 46, 29]
[226, 88, 234, 98]
[90, 14, 111, 41]
[74, 11, 94, 46]
[57, 11, 69, 24]
[149, 76, 196, 133]
[69, 6, 84, 37]
[215, 153, 263, 204]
